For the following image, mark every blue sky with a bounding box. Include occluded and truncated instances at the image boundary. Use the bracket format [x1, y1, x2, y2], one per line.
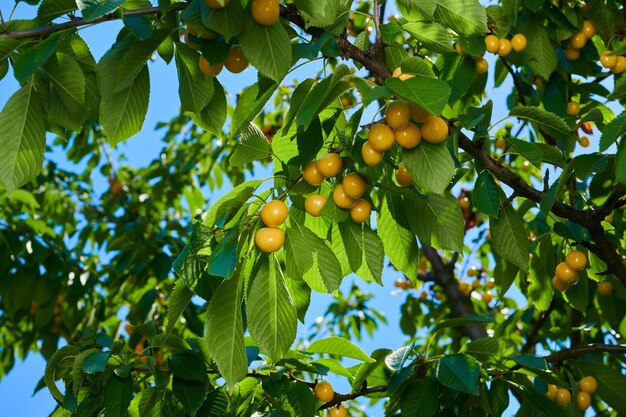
[0, 1, 614, 416]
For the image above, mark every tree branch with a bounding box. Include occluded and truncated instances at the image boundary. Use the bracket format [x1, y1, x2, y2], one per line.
[0, 4, 187, 39]
[545, 343, 626, 363]
[521, 300, 556, 353]
[319, 384, 387, 410]
[372, 0, 384, 59]
[499, 57, 526, 106]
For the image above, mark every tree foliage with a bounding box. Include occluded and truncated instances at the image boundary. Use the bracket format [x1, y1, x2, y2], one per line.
[1, 0, 626, 416]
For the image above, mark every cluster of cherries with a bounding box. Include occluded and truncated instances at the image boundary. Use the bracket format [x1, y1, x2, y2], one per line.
[546, 375, 598, 411]
[458, 266, 496, 304]
[314, 381, 348, 417]
[302, 156, 372, 223]
[552, 250, 587, 292]
[563, 20, 596, 61]
[189, 0, 280, 77]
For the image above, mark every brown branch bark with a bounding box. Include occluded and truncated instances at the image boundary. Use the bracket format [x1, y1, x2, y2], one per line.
[0, 4, 187, 39]
[545, 343, 626, 363]
[499, 57, 526, 106]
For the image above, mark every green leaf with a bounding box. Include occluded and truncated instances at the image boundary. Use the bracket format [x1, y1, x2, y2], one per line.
[296, 65, 351, 129]
[248, 255, 298, 359]
[123, 15, 153, 40]
[617, 140, 626, 185]
[230, 76, 278, 137]
[38, 0, 78, 23]
[175, 44, 214, 114]
[239, 20, 292, 82]
[402, 142, 454, 195]
[166, 279, 194, 334]
[205, 275, 247, 388]
[377, 193, 419, 278]
[337, 221, 384, 284]
[286, 381, 317, 417]
[397, 0, 436, 18]
[506, 137, 544, 167]
[488, 379, 509, 417]
[98, 40, 150, 146]
[473, 171, 500, 218]
[307, 336, 375, 363]
[293, 0, 339, 27]
[433, 0, 488, 35]
[172, 377, 208, 416]
[490, 205, 529, 271]
[577, 361, 626, 415]
[197, 390, 229, 417]
[401, 379, 438, 417]
[540, 161, 573, 215]
[512, 355, 547, 370]
[128, 388, 162, 417]
[104, 375, 133, 417]
[72, 348, 99, 398]
[599, 111, 626, 152]
[385, 346, 412, 372]
[191, 78, 227, 136]
[45, 346, 80, 402]
[436, 354, 480, 396]
[516, 18, 557, 80]
[0, 82, 46, 191]
[386, 76, 451, 116]
[204, 179, 262, 227]
[77, 0, 124, 21]
[43, 52, 87, 130]
[230, 123, 271, 166]
[82, 351, 110, 374]
[168, 353, 207, 382]
[203, 0, 245, 40]
[406, 193, 464, 252]
[13, 32, 63, 83]
[207, 226, 239, 279]
[434, 316, 492, 332]
[284, 224, 343, 293]
[508, 106, 572, 139]
[528, 235, 554, 312]
[402, 21, 454, 53]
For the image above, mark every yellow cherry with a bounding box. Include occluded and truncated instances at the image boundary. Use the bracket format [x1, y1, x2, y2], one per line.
[567, 101, 580, 117]
[475, 57, 488, 74]
[485, 35, 500, 53]
[342, 173, 366, 199]
[570, 32, 587, 49]
[333, 185, 356, 209]
[304, 194, 327, 217]
[395, 162, 413, 186]
[582, 20, 596, 39]
[498, 38, 512, 56]
[361, 142, 384, 166]
[260, 200, 288, 227]
[303, 161, 324, 186]
[385, 102, 411, 129]
[368, 124, 395, 152]
[555, 262, 576, 283]
[409, 105, 431, 123]
[350, 199, 371, 223]
[314, 381, 335, 403]
[394, 123, 421, 149]
[421, 116, 449, 144]
[612, 56, 626, 73]
[255, 227, 284, 253]
[564, 48, 581, 61]
[566, 250, 587, 271]
[600, 51, 617, 68]
[316, 154, 343, 177]
[511, 34, 527, 51]
[597, 281, 614, 296]
[579, 376, 597, 394]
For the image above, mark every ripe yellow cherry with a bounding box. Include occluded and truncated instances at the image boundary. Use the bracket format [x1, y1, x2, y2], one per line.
[409, 105, 431, 122]
[459, 282, 472, 296]
[579, 376, 597, 394]
[394, 123, 421, 149]
[552, 276, 570, 292]
[421, 116, 449, 144]
[485, 34, 500, 53]
[475, 57, 488, 74]
[582, 20, 596, 39]
[314, 381, 335, 403]
[204, 0, 229, 9]
[495, 137, 506, 149]
[555, 388, 572, 406]
[199, 56, 223, 77]
[577, 391, 591, 411]
[420, 291, 428, 300]
[316, 154, 343, 177]
[600, 51, 617, 68]
[386, 102, 411, 129]
[255, 227, 284, 253]
[482, 292, 493, 304]
[260, 200, 288, 227]
[304, 194, 327, 217]
[566, 250, 587, 271]
[342, 173, 366, 199]
[361, 142, 384, 166]
[303, 161, 324, 186]
[472, 279, 481, 290]
[350, 199, 371, 223]
[368, 124, 395, 151]
[224, 46, 249, 73]
[546, 384, 558, 399]
[486, 278, 495, 289]
[395, 162, 413, 186]
[498, 38, 512, 56]
[333, 185, 356, 209]
[511, 34, 527, 51]
[597, 281, 614, 296]
[468, 266, 478, 277]
[578, 136, 590, 147]
[327, 404, 348, 417]
[612, 56, 626, 74]
[570, 33, 587, 49]
[564, 48, 581, 61]
[566, 101, 580, 117]
[251, 0, 280, 26]
[555, 262, 576, 283]
[459, 197, 470, 210]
